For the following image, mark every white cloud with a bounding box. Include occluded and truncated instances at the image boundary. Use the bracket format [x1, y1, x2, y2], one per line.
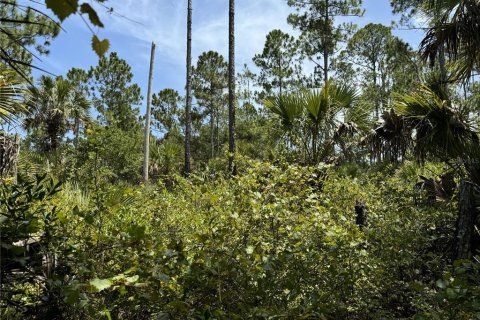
[102, 0, 294, 68]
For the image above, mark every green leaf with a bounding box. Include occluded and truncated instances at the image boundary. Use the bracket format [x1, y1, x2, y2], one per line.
[10, 245, 25, 255]
[102, 307, 112, 320]
[446, 288, 457, 299]
[128, 224, 146, 241]
[64, 287, 80, 305]
[156, 313, 171, 320]
[84, 214, 94, 225]
[125, 275, 139, 284]
[46, 0, 79, 21]
[89, 278, 112, 292]
[92, 35, 110, 57]
[72, 206, 81, 216]
[436, 279, 446, 289]
[80, 3, 104, 27]
[168, 300, 190, 313]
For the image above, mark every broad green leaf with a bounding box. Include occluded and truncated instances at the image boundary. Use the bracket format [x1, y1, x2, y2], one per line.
[92, 35, 110, 57]
[46, 0, 79, 21]
[436, 279, 446, 289]
[125, 275, 139, 284]
[80, 3, 104, 27]
[446, 288, 457, 299]
[89, 278, 112, 292]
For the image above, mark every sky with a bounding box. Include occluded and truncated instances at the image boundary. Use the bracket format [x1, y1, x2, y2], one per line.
[30, 0, 426, 114]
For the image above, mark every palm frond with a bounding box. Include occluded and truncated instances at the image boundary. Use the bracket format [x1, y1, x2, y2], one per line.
[361, 108, 412, 162]
[0, 67, 27, 123]
[264, 94, 303, 129]
[345, 101, 375, 133]
[304, 89, 328, 124]
[394, 84, 478, 162]
[420, 0, 480, 80]
[329, 82, 359, 110]
[304, 82, 358, 124]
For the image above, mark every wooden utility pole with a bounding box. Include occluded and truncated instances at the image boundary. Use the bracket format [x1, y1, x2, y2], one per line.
[228, 0, 236, 175]
[143, 42, 156, 183]
[184, 0, 193, 176]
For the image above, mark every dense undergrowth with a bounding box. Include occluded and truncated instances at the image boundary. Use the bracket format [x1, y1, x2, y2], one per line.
[2, 160, 479, 319]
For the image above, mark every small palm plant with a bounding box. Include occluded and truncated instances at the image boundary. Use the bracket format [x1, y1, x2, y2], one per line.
[265, 82, 358, 164]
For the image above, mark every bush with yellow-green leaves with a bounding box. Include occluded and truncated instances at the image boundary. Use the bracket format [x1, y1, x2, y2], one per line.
[2, 160, 478, 319]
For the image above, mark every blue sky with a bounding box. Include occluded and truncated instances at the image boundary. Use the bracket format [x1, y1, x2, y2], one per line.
[31, 0, 426, 113]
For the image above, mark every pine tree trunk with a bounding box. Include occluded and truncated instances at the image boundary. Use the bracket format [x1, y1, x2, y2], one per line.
[323, 0, 329, 84]
[216, 106, 220, 155]
[210, 111, 215, 158]
[455, 180, 478, 260]
[373, 62, 379, 119]
[228, 0, 236, 174]
[184, 0, 193, 176]
[143, 42, 156, 184]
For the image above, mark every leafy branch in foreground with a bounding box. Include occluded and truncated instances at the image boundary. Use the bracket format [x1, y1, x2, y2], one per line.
[0, 0, 111, 80]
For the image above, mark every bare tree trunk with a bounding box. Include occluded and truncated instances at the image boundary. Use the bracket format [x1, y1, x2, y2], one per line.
[279, 75, 283, 96]
[455, 180, 478, 260]
[373, 62, 379, 119]
[216, 106, 220, 155]
[184, 0, 193, 176]
[143, 42, 156, 184]
[228, 0, 236, 174]
[210, 110, 215, 158]
[323, 0, 329, 84]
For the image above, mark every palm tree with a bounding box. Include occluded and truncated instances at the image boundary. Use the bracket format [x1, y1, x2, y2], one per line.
[0, 67, 26, 123]
[0, 67, 27, 181]
[25, 75, 89, 152]
[228, 0, 236, 174]
[266, 82, 358, 163]
[184, 0, 193, 176]
[394, 85, 478, 163]
[362, 109, 412, 163]
[420, 0, 480, 81]
[393, 84, 480, 260]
